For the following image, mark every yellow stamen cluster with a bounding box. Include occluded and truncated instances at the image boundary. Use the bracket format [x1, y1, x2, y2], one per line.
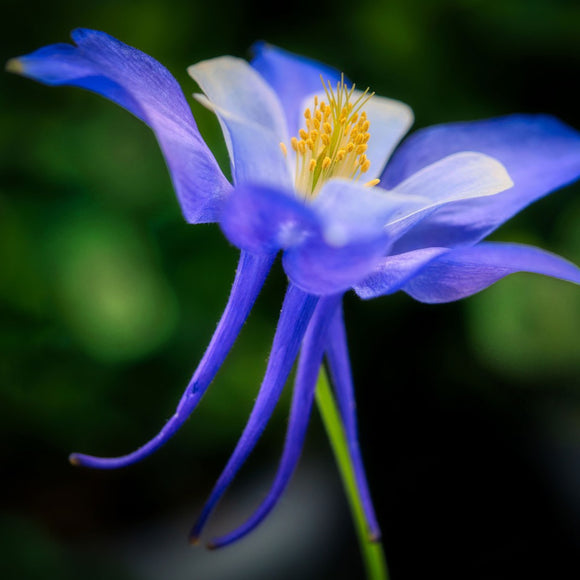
[280, 75, 380, 199]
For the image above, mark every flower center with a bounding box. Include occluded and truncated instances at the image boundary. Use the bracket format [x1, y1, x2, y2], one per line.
[280, 75, 379, 199]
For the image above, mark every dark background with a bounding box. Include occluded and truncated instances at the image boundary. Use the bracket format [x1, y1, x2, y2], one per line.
[2, 1, 580, 578]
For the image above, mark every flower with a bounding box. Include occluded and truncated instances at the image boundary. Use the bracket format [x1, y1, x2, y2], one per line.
[8, 29, 580, 550]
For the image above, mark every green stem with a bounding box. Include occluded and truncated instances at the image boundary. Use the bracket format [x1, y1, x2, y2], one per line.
[315, 367, 389, 580]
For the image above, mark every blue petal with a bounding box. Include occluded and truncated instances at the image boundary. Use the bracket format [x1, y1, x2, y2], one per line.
[208, 294, 341, 549]
[70, 252, 274, 469]
[188, 56, 292, 188]
[354, 247, 449, 299]
[250, 42, 343, 136]
[189, 284, 319, 543]
[383, 152, 513, 242]
[402, 242, 580, 303]
[325, 307, 381, 540]
[220, 183, 320, 255]
[8, 29, 232, 223]
[284, 181, 399, 295]
[383, 115, 580, 251]
[284, 237, 390, 296]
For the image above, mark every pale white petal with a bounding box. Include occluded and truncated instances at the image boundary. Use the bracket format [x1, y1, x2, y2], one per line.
[383, 152, 513, 239]
[313, 179, 426, 246]
[189, 57, 292, 188]
[362, 93, 414, 180]
[393, 151, 513, 200]
[381, 152, 513, 239]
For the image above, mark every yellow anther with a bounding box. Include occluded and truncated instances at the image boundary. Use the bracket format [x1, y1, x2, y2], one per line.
[279, 142, 288, 156]
[288, 75, 375, 198]
[365, 178, 380, 187]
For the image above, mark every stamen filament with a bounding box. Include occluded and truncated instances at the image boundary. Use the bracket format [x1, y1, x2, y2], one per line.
[281, 75, 378, 199]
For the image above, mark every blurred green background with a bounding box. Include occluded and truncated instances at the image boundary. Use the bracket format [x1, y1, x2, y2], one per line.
[2, 1, 580, 578]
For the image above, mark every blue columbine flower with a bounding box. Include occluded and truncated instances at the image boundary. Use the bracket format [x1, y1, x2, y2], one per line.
[8, 29, 580, 549]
